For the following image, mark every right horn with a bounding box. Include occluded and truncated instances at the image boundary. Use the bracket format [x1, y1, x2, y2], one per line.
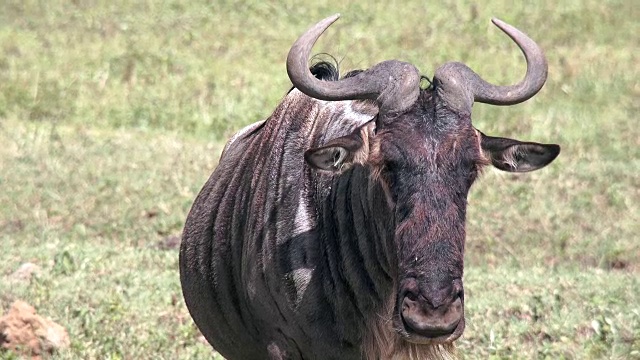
[433, 18, 548, 115]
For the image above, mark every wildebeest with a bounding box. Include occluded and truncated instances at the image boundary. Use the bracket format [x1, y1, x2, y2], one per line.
[180, 14, 560, 360]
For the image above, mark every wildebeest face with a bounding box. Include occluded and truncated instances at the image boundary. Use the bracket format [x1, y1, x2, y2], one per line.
[373, 99, 479, 344]
[304, 93, 559, 344]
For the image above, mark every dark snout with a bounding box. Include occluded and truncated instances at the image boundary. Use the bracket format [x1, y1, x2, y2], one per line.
[397, 277, 465, 343]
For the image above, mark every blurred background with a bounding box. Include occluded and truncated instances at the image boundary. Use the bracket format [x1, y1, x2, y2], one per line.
[1, 0, 638, 359]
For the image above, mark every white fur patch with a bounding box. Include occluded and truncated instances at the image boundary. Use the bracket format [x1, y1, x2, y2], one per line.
[293, 197, 313, 235]
[291, 268, 313, 304]
[339, 101, 374, 125]
[502, 146, 522, 170]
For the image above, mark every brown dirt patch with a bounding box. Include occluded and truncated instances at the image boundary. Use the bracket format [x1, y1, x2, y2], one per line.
[0, 300, 70, 359]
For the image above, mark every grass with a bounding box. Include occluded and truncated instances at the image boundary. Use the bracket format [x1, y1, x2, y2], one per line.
[1, 0, 638, 359]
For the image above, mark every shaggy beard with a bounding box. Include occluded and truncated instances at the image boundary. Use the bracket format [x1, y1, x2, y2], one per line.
[362, 294, 457, 360]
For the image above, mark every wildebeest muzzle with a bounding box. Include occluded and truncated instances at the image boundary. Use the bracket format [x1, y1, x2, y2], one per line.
[396, 276, 465, 343]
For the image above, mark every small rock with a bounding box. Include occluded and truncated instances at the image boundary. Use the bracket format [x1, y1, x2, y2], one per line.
[0, 300, 70, 358]
[10, 263, 41, 282]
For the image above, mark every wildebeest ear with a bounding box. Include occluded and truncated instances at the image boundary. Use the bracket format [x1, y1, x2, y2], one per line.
[480, 132, 560, 172]
[304, 130, 367, 172]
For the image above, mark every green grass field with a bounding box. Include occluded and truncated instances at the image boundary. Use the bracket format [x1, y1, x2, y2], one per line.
[1, 1, 638, 359]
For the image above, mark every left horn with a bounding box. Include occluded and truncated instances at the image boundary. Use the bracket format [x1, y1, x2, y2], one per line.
[433, 18, 548, 114]
[287, 14, 421, 115]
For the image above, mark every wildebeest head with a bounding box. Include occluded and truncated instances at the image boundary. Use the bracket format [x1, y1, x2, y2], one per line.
[289, 15, 560, 346]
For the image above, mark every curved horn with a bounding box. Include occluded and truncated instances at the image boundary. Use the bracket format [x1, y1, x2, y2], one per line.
[287, 14, 421, 114]
[433, 18, 548, 115]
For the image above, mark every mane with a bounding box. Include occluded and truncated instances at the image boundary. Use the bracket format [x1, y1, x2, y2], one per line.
[310, 55, 341, 80]
[288, 54, 365, 93]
